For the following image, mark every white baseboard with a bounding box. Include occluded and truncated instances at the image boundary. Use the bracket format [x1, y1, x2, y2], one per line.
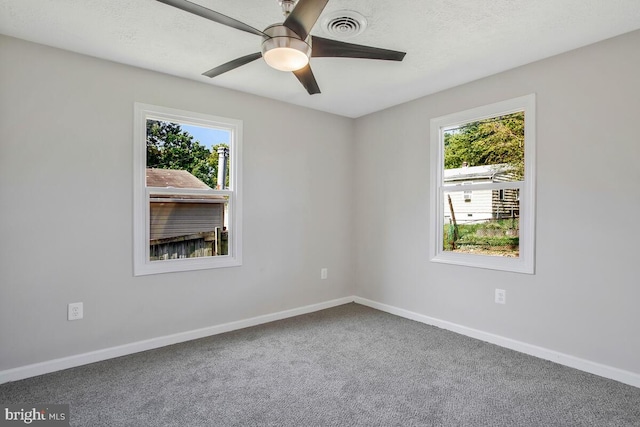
[354, 296, 640, 389]
[3, 295, 639, 389]
[0, 296, 355, 385]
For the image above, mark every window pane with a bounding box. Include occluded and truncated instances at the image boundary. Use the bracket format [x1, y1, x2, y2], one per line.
[149, 194, 229, 260]
[442, 189, 519, 257]
[443, 111, 524, 182]
[145, 118, 232, 261]
[146, 120, 231, 190]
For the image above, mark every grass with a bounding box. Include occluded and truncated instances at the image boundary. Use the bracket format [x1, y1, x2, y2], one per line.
[458, 235, 519, 247]
[444, 219, 519, 251]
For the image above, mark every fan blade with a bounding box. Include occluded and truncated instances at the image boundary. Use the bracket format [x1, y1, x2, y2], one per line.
[283, 0, 329, 40]
[156, 0, 265, 37]
[202, 52, 262, 78]
[293, 64, 321, 95]
[311, 36, 406, 61]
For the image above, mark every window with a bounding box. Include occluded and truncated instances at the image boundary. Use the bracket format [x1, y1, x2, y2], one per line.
[133, 103, 242, 275]
[430, 94, 535, 274]
[463, 182, 472, 202]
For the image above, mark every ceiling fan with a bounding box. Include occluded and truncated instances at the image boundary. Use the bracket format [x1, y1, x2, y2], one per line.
[156, 0, 406, 94]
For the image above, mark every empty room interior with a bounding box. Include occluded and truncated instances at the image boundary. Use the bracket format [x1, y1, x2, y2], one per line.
[1, 0, 639, 425]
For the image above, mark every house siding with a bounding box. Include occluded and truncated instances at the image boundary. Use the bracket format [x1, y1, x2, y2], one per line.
[150, 202, 224, 240]
[444, 188, 494, 223]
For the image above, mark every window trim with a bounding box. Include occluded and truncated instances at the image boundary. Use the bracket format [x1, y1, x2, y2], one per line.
[133, 103, 243, 276]
[429, 94, 536, 274]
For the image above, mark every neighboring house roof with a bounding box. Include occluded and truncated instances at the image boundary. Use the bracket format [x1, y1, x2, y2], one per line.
[444, 164, 512, 182]
[146, 168, 223, 201]
[146, 168, 211, 189]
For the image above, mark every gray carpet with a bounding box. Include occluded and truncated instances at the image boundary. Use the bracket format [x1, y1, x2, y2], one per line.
[1, 303, 639, 426]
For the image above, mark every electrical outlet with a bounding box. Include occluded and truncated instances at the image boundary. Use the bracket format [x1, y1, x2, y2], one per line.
[68, 302, 83, 320]
[320, 268, 328, 280]
[495, 289, 506, 305]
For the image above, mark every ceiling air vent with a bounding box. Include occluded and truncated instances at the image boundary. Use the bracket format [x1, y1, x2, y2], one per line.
[321, 10, 367, 39]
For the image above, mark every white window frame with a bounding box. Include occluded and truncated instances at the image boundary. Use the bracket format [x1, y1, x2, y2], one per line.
[133, 103, 242, 276]
[429, 94, 536, 274]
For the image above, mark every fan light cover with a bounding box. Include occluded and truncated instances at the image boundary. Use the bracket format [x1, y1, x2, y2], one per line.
[262, 37, 311, 71]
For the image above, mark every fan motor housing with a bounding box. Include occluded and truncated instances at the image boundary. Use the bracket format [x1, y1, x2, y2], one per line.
[261, 24, 312, 71]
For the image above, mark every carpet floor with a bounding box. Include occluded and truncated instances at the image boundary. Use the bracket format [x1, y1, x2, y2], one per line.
[1, 303, 639, 426]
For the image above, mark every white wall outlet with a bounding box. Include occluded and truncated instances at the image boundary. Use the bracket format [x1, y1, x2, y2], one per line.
[68, 302, 83, 320]
[495, 289, 506, 305]
[321, 268, 328, 280]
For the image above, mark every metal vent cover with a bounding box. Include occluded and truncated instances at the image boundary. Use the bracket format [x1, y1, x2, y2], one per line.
[321, 10, 367, 38]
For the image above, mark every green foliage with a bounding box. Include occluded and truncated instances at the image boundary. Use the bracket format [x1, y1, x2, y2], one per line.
[146, 120, 229, 189]
[443, 219, 519, 252]
[444, 112, 525, 179]
[458, 235, 519, 247]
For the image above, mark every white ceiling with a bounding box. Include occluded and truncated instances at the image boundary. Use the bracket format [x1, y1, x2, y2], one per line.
[2, 0, 640, 118]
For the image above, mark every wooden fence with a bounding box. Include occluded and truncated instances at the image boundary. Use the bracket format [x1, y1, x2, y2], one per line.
[149, 227, 228, 260]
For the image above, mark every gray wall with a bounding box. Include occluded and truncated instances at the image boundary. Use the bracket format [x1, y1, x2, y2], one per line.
[353, 30, 640, 374]
[2, 29, 640, 377]
[0, 35, 355, 370]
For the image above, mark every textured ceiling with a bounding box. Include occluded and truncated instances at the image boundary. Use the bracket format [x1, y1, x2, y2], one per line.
[1, 0, 640, 117]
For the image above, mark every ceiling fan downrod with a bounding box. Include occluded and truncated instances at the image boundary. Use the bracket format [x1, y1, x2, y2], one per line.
[278, 0, 298, 17]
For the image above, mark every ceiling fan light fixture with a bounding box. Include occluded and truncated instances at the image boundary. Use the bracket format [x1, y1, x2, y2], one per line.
[157, 0, 406, 95]
[262, 41, 311, 71]
[261, 24, 311, 72]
